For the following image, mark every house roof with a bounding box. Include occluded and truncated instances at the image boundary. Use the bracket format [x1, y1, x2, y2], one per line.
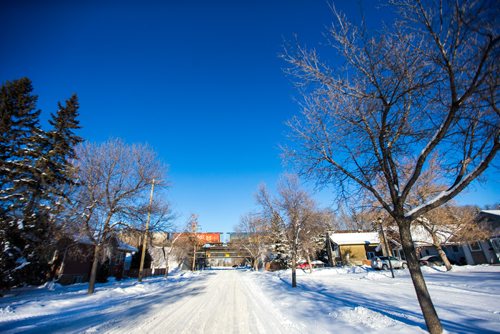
[329, 232, 380, 245]
[117, 241, 137, 253]
[481, 210, 500, 216]
[409, 225, 451, 246]
[74, 236, 137, 253]
[386, 224, 455, 247]
[479, 210, 500, 234]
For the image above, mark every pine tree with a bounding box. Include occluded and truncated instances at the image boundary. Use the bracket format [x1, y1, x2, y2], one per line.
[47, 94, 82, 188]
[0, 78, 82, 288]
[269, 212, 290, 268]
[0, 78, 43, 288]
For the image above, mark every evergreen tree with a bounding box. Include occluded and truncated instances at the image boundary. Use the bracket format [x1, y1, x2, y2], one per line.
[47, 94, 82, 189]
[0, 78, 81, 288]
[0, 78, 43, 288]
[269, 212, 290, 268]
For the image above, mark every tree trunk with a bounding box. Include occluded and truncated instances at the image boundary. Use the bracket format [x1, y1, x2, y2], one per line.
[260, 254, 266, 271]
[191, 243, 196, 271]
[47, 249, 60, 281]
[306, 251, 313, 273]
[431, 233, 452, 271]
[435, 244, 452, 271]
[162, 247, 169, 277]
[87, 243, 101, 294]
[291, 253, 297, 287]
[398, 220, 443, 334]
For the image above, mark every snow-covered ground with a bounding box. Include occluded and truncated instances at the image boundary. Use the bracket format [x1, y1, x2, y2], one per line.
[250, 265, 500, 334]
[0, 265, 499, 333]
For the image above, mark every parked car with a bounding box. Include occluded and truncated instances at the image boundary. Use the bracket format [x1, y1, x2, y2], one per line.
[419, 255, 445, 266]
[297, 262, 310, 269]
[371, 256, 408, 270]
[296, 260, 325, 269]
[310, 260, 325, 268]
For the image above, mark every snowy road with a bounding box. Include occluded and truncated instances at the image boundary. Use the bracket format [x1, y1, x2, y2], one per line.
[0, 269, 298, 334]
[105, 269, 297, 334]
[2, 265, 499, 333]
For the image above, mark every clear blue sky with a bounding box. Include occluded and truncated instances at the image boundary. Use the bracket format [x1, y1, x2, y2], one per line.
[1, 1, 498, 235]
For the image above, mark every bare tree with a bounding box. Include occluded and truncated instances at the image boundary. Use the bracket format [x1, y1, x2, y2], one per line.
[422, 204, 489, 270]
[72, 139, 167, 294]
[234, 213, 270, 270]
[399, 159, 489, 271]
[299, 209, 332, 273]
[161, 231, 184, 277]
[168, 214, 202, 271]
[282, 1, 498, 332]
[119, 198, 175, 276]
[337, 202, 379, 231]
[257, 175, 326, 287]
[122, 198, 176, 247]
[188, 214, 200, 271]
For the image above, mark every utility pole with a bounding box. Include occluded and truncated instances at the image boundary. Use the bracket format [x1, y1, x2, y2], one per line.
[378, 217, 395, 278]
[138, 179, 155, 282]
[191, 215, 198, 271]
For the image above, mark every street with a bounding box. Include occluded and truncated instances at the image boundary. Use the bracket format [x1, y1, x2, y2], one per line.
[105, 269, 297, 334]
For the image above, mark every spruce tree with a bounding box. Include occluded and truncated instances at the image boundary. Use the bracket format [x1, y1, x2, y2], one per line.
[47, 94, 82, 189]
[0, 78, 81, 288]
[0, 78, 43, 288]
[269, 212, 290, 268]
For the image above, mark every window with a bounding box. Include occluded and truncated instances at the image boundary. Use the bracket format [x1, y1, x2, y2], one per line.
[452, 245, 459, 253]
[469, 242, 482, 252]
[399, 249, 406, 260]
[492, 238, 500, 250]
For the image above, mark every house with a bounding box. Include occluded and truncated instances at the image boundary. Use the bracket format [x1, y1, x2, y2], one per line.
[384, 225, 467, 264]
[462, 210, 500, 265]
[328, 231, 381, 265]
[55, 236, 137, 285]
[383, 210, 500, 265]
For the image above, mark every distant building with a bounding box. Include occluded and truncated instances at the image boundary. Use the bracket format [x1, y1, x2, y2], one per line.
[169, 232, 223, 245]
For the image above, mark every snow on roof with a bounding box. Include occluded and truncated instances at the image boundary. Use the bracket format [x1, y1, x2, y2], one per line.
[409, 225, 435, 246]
[329, 232, 380, 245]
[481, 210, 500, 217]
[410, 225, 454, 246]
[74, 236, 137, 253]
[75, 236, 94, 246]
[117, 241, 137, 253]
